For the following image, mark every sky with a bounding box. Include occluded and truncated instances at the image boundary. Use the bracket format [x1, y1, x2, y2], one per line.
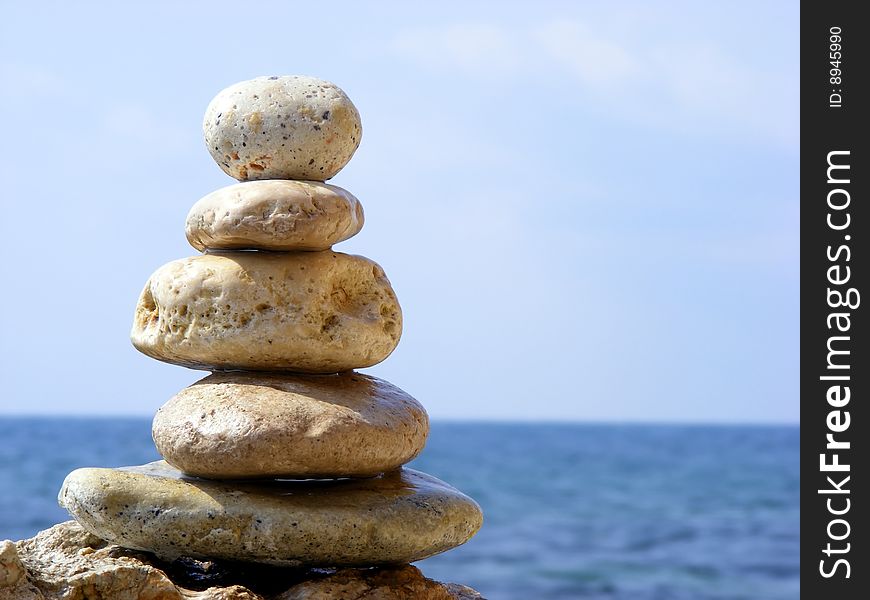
[0, 1, 798, 422]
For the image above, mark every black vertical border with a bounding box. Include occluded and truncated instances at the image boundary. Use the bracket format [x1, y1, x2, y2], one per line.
[801, 3, 867, 598]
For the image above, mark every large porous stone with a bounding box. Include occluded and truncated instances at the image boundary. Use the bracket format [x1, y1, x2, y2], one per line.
[185, 180, 364, 252]
[59, 463, 483, 568]
[130, 251, 401, 373]
[2, 522, 196, 600]
[1, 521, 484, 599]
[203, 76, 362, 181]
[153, 371, 428, 479]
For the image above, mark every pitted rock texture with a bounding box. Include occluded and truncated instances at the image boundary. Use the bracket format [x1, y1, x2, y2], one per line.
[59, 463, 483, 567]
[204, 76, 362, 181]
[130, 251, 401, 373]
[1, 522, 229, 600]
[186, 180, 364, 252]
[153, 372, 428, 479]
[1, 540, 36, 597]
[0, 521, 484, 599]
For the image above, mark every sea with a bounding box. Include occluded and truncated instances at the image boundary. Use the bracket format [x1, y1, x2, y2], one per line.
[0, 419, 799, 599]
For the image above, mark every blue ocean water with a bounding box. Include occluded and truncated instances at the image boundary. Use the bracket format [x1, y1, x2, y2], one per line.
[0, 419, 798, 599]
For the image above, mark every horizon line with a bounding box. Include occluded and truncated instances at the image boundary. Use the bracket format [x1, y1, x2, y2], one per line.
[0, 413, 800, 427]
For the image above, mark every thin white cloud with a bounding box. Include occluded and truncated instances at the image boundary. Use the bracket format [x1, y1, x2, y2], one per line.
[392, 23, 520, 75]
[0, 62, 191, 159]
[533, 20, 638, 87]
[645, 42, 797, 145]
[102, 103, 188, 150]
[389, 19, 797, 147]
[0, 63, 72, 102]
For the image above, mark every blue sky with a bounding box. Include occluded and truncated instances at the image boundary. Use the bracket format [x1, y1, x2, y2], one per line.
[0, 1, 798, 422]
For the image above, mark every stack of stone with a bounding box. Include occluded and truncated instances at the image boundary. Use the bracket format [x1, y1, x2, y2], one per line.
[59, 76, 483, 570]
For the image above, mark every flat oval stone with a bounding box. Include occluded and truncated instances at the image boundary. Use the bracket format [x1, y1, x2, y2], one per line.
[185, 180, 364, 252]
[153, 372, 428, 479]
[130, 252, 401, 373]
[59, 462, 483, 567]
[203, 75, 362, 181]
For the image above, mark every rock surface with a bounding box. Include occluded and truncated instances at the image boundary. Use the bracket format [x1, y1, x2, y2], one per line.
[131, 251, 401, 373]
[186, 180, 364, 252]
[275, 567, 483, 599]
[0, 521, 484, 599]
[153, 371, 429, 479]
[203, 75, 362, 181]
[59, 462, 483, 567]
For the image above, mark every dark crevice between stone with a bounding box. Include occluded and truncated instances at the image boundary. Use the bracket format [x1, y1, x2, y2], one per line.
[154, 553, 350, 595]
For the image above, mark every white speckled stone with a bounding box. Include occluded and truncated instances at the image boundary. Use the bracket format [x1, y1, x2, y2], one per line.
[204, 76, 362, 181]
[185, 180, 364, 252]
[59, 462, 483, 567]
[153, 371, 429, 479]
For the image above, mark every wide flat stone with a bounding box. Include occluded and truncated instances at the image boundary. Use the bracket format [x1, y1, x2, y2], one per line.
[130, 251, 401, 373]
[59, 462, 482, 568]
[185, 180, 364, 252]
[153, 372, 429, 479]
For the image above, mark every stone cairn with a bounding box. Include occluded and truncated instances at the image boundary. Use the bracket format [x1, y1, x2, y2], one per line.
[58, 76, 483, 570]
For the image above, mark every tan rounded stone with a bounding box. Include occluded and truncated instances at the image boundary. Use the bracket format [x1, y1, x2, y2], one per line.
[59, 462, 484, 567]
[185, 180, 364, 252]
[153, 372, 428, 479]
[203, 76, 362, 181]
[130, 251, 401, 373]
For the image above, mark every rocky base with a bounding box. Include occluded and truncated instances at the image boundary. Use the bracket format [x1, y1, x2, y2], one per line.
[0, 522, 483, 600]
